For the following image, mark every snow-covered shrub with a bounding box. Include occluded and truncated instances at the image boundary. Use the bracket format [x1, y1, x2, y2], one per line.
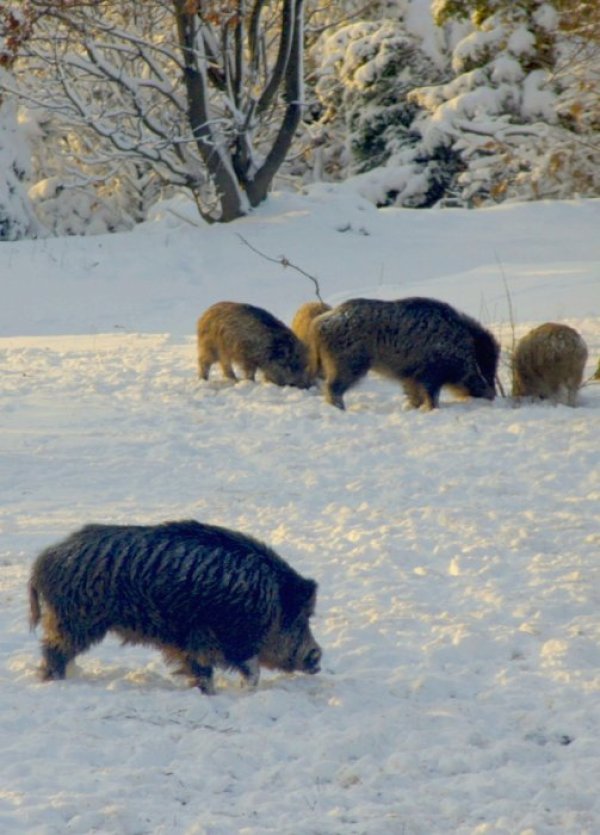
[19, 106, 163, 235]
[408, 1, 600, 204]
[28, 177, 135, 237]
[309, 18, 447, 197]
[0, 95, 39, 239]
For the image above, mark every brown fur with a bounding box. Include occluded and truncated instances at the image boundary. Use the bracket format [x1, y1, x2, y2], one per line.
[197, 301, 312, 388]
[292, 301, 332, 379]
[512, 323, 588, 406]
[291, 302, 331, 344]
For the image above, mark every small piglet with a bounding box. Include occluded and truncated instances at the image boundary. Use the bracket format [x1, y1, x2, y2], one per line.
[197, 301, 311, 388]
[512, 322, 588, 406]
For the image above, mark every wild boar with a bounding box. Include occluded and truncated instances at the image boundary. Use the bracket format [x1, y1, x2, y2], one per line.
[292, 301, 332, 379]
[309, 296, 499, 410]
[512, 322, 588, 406]
[29, 520, 322, 694]
[291, 301, 332, 345]
[197, 301, 311, 388]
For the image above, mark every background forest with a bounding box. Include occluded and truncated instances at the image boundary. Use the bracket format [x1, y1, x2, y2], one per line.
[0, 0, 599, 238]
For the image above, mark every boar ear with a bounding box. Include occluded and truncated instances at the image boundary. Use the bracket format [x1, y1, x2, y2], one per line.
[280, 577, 318, 626]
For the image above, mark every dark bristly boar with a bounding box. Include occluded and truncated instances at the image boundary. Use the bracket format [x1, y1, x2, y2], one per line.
[512, 322, 588, 406]
[309, 297, 499, 410]
[197, 301, 311, 388]
[29, 520, 322, 694]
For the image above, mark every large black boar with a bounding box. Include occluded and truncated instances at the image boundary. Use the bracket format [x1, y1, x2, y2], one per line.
[29, 520, 322, 694]
[197, 301, 311, 388]
[309, 297, 499, 410]
[512, 322, 588, 406]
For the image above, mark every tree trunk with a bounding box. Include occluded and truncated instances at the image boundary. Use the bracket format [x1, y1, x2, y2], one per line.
[174, 2, 248, 222]
[244, 0, 304, 207]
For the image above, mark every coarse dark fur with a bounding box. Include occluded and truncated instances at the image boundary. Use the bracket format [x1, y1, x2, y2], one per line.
[29, 520, 322, 694]
[197, 301, 311, 388]
[512, 322, 588, 407]
[309, 297, 499, 410]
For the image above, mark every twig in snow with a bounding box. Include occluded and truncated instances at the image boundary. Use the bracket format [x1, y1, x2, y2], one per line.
[495, 252, 517, 398]
[166, 208, 203, 227]
[236, 234, 324, 303]
[495, 253, 517, 353]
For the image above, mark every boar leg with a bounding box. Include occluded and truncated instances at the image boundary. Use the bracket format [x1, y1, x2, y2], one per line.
[420, 386, 440, 411]
[324, 378, 347, 410]
[566, 384, 578, 407]
[39, 641, 73, 680]
[323, 352, 370, 409]
[219, 358, 237, 380]
[187, 657, 216, 695]
[401, 378, 427, 409]
[240, 363, 258, 381]
[198, 344, 217, 380]
[198, 358, 212, 380]
[415, 373, 442, 410]
[38, 609, 104, 680]
[238, 656, 260, 689]
[163, 648, 216, 694]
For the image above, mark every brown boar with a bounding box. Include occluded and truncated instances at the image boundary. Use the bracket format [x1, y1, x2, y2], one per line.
[29, 520, 322, 695]
[512, 322, 588, 406]
[309, 296, 499, 410]
[197, 301, 311, 388]
[291, 301, 332, 345]
[292, 301, 332, 379]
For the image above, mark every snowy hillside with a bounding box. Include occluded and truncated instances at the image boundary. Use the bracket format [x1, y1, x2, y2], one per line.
[1, 188, 599, 834]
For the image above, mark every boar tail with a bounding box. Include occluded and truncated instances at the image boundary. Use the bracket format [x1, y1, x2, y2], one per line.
[28, 580, 42, 630]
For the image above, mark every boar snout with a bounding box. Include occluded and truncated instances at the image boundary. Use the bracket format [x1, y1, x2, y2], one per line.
[302, 645, 322, 674]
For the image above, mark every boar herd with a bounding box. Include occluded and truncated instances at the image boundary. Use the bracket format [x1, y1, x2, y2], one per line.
[28, 296, 590, 695]
[196, 297, 590, 411]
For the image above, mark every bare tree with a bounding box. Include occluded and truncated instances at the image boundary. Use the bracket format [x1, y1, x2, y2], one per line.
[13, 0, 306, 222]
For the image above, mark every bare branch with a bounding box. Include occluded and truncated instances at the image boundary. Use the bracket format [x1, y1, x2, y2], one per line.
[236, 233, 324, 302]
[16, 0, 309, 222]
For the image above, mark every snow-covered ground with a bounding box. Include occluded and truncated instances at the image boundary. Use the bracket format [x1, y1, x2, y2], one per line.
[1, 188, 599, 834]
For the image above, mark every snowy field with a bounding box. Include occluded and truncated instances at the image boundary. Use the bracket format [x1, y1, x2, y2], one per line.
[1, 188, 600, 834]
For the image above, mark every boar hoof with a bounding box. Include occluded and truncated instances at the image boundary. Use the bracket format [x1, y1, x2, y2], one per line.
[190, 662, 215, 695]
[239, 657, 260, 689]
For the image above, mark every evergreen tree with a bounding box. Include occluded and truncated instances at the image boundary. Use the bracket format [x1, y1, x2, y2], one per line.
[307, 6, 448, 205]
[408, 0, 600, 204]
